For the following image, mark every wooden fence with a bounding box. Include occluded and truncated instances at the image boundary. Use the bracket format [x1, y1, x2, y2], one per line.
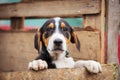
[0, 0, 119, 77]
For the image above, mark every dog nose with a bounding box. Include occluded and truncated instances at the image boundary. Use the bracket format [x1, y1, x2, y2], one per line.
[54, 39, 63, 46]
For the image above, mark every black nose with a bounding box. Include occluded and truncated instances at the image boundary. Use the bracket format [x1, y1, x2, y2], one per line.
[54, 39, 63, 46]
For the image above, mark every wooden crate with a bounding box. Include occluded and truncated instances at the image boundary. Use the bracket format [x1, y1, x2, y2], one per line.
[0, 0, 105, 71]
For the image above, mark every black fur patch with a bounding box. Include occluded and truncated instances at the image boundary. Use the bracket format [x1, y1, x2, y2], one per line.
[35, 49, 56, 68]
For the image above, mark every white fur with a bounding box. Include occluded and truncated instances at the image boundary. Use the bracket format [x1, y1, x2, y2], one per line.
[28, 58, 102, 73]
[47, 33, 67, 56]
[47, 17, 67, 56]
[74, 60, 102, 73]
[53, 57, 75, 68]
[28, 59, 48, 70]
[54, 17, 60, 33]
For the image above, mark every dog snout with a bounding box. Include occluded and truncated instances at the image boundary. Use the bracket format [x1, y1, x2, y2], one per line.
[54, 39, 63, 46]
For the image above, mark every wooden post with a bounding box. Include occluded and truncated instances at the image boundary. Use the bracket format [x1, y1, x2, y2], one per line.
[82, 14, 102, 63]
[82, 0, 105, 63]
[106, 0, 119, 64]
[106, 0, 120, 79]
[11, 17, 24, 31]
[100, 0, 105, 64]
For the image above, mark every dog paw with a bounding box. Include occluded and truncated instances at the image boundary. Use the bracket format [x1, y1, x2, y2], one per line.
[84, 60, 102, 73]
[28, 59, 48, 71]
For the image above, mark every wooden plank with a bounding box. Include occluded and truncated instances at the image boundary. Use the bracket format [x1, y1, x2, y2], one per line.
[11, 17, 24, 30]
[106, 0, 119, 64]
[82, 0, 105, 63]
[0, 0, 100, 19]
[0, 32, 37, 72]
[82, 14, 101, 30]
[21, 0, 99, 2]
[0, 65, 115, 80]
[106, 0, 120, 79]
[100, 0, 105, 64]
[68, 31, 100, 61]
[82, 14, 101, 62]
[0, 31, 100, 71]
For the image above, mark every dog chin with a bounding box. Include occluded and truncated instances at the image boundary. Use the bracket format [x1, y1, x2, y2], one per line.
[47, 48, 63, 54]
[52, 50, 64, 54]
[49, 50, 65, 60]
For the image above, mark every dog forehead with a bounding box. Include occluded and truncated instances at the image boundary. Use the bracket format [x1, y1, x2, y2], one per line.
[53, 17, 68, 29]
[53, 17, 70, 28]
[54, 17, 63, 23]
[40, 17, 59, 30]
[40, 17, 71, 33]
[54, 17, 61, 22]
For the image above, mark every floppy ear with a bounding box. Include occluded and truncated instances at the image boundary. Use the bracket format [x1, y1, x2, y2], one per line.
[34, 30, 41, 52]
[71, 32, 80, 51]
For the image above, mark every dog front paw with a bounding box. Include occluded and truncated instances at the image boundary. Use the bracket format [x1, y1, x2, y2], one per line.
[84, 60, 102, 73]
[28, 59, 48, 71]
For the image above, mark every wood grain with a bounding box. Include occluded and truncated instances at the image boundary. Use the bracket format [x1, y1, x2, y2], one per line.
[82, 14, 101, 30]
[106, 0, 120, 79]
[82, 0, 105, 63]
[106, 0, 119, 64]
[0, 65, 114, 80]
[0, 0, 100, 19]
[100, 0, 105, 64]
[11, 17, 24, 30]
[68, 31, 101, 61]
[0, 31, 100, 71]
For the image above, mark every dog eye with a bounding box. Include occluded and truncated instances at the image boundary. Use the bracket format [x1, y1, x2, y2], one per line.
[62, 27, 68, 32]
[46, 27, 51, 31]
[46, 27, 54, 34]
[64, 32, 70, 39]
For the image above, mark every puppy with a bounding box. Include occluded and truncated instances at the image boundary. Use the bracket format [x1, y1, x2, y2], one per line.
[28, 17, 102, 73]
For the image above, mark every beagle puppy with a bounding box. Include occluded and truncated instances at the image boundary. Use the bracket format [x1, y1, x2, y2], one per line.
[28, 17, 102, 73]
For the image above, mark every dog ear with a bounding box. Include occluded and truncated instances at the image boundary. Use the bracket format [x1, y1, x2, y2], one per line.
[71, 31, 80, 51]
[34, 29, 41, 52]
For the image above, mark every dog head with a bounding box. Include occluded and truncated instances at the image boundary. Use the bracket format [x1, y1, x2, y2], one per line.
[34, 17, 80, 58]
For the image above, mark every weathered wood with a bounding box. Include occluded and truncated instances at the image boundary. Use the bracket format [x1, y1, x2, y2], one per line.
[82, 14, 101, 30]
[82, 0, 105, 63]
[0, 64, 115, 80]
[82, 15, 102, 65]
[21, 0, 98, 2]
[106, 0, 119, 63]
[0, 0, 100, 19]
[11, 17, 24, 30]
[100, 0, 105, 64]
[68, 31, 100, 61]
[106, 0, 120, 79]
[0, 31, 100, 71]
[0, 32, 37, 72]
